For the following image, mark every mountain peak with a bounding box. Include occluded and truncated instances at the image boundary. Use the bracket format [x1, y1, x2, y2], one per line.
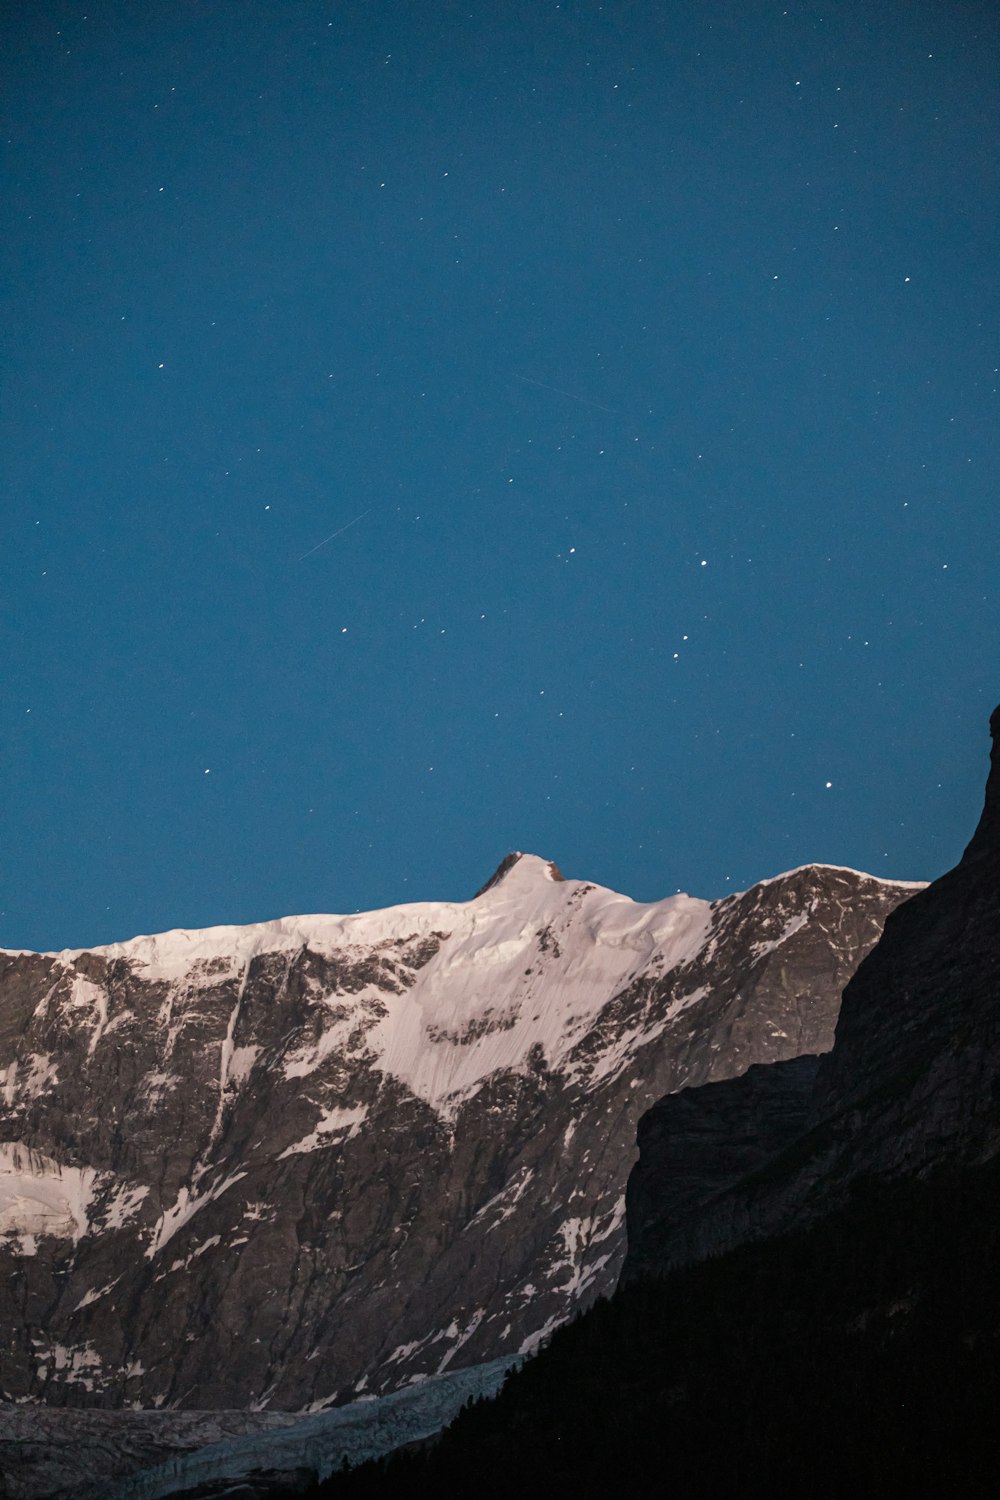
[474, 852, 565, 897]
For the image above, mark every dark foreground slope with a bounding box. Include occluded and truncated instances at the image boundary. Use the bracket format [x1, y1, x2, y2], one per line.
[316, 1162, 1000, 1499]
[310, 706, 1000, 1499]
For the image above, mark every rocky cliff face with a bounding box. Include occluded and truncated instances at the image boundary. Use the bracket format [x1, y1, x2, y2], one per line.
[623, 706, 1000, 1275]
[621, 1055, 819, 1284]
[0, 856, 915, 1411]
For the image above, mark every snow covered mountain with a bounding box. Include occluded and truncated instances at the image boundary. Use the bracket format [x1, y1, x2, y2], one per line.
[0, 854, 918, 1415]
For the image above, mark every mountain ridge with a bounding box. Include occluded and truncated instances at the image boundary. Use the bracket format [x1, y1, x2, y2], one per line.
[2, 854, 922, 967]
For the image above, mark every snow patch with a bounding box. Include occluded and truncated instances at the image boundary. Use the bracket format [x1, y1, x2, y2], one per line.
[436, 1309, 484, 1373]
[0, 1143, 98, 1242]
[62, 973, 110, 1056]
[35, 1340, 105, 1391]
[75, 1276, 122, 1311]
[141, 1071, 179, 1105]
[518, 1313, 564, 1358]
[228, 1044, 259, 1086]
[2, 1053, 58, 1105]
[147, 1171, 247, 1257]
[281, 1011, 367, 1081]
[387, 1341, 422, 1365]
[552, 1197, 625, 1299]
[301, 1392, 341, 1414]
[578, 986, 708, 1086]
[466, 1168, 535, 1232]
[101, 1181, 150, 1232]
[277, 1104, 368, 1158]
[207, 964, 254, 1151]
[750, 910, 811, 960]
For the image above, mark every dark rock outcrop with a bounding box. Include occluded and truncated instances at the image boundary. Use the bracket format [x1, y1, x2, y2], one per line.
[621, 1055, 819, 1284]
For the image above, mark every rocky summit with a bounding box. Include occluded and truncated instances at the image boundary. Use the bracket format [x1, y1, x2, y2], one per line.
[0, 855, 917, 1413]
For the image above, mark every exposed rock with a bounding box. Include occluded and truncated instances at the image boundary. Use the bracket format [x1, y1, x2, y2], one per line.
[621, 1055, 819, 1284]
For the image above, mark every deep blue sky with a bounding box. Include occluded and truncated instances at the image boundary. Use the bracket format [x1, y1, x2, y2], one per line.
[3, 0, 998, 950]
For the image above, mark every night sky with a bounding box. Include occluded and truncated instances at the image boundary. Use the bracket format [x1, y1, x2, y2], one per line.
[3, 0, 998, 951]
